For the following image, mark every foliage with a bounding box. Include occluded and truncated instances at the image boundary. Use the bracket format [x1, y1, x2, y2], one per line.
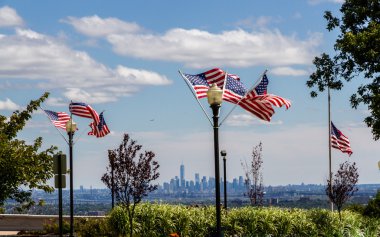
[241, 142, 264, 206]
[307, 0, 380, 140]
[0, 92, 56, 209]
[344, 203, 366, 215]
[363, 190, 380, 218]
[105, 203, 380, 237]
[101, 133, 160, 237]
[43, 219, 70, 234]
[326, 161, 359, 220]
[75, 218, 113, 237]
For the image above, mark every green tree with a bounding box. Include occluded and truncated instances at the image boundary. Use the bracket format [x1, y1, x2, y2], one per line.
[307, 0, 380, 140]
[0, 92, 56, 211]
[363, 190, 380, 218]
[326, 161, 359, 221]
[102, 133, 160, 237]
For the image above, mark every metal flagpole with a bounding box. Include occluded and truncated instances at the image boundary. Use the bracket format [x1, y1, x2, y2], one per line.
[39, 106, 69, 144]
[179, 70, 213, 126]
[328, 82, 333, 212]
[217, 70, 229, 126]
[219, 69, 268, 126]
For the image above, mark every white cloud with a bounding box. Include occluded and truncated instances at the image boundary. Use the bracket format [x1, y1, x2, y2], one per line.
[271, 67, 308, 76]
[65, 16, 322, 68]
[308, 0, 344, 5]
[63, 88, 119, 104]
[46, 97, 69, 107]
[0, 6, 23, 27]
[0, 98, 21, 110]
[62, 15, 142, 37]
[235, 16, 280, 29]
[107, 28, 321, 68]
[225, 113, 283, 127]
[0, 28, 171, 103]
[116, 66, 171, 85]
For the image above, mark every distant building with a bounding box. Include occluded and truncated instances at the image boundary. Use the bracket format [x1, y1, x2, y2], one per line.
[180, 164, 185, 188]
[239, 176, 244, 188]
[233, 178, 238, 191]
[202, 176, 207, 191]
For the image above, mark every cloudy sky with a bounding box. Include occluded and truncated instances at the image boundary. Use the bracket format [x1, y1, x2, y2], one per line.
[1, 0, 379, 189]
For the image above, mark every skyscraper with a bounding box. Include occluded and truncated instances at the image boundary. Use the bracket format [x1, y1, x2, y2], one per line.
[180, 164, 185, 188]
[195, 173, 200, 191]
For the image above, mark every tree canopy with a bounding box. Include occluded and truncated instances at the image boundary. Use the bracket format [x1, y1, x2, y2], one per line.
[102, 133, 160, 237]
[0, 92, 56, 209]
[307, 0, 380, 140]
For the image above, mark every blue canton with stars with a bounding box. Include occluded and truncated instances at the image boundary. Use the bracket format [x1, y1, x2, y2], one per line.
[45, 110, 59, 121]
[98, 112, 107, 131]
[225, 75, 247, 96]
[331, 122, 341, 138]
[255, 74, 269, 95]
[184, 73, 209, 86]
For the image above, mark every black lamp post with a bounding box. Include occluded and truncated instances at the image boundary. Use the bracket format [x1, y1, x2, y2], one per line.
[221, 150, 227, 209]
[207, 84, 223, 237]
[66, 119, 77, 237]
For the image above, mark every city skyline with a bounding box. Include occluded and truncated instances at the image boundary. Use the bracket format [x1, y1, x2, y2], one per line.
[0, 1, 380, 189]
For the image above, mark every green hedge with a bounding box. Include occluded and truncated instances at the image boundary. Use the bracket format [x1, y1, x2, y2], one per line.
[77, 203, 380, 237]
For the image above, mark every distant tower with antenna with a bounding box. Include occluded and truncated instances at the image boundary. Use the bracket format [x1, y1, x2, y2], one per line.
[180, 163, 185, 188]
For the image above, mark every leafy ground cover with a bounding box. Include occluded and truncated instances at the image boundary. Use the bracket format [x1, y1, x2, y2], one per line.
[21, 203, 379, 236]
[78, 203, 379, 237]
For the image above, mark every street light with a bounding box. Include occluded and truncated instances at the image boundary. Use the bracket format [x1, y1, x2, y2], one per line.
[66, 119, 77, 237]
[207, 83, 223, 237]
[221, 150, 227, 210]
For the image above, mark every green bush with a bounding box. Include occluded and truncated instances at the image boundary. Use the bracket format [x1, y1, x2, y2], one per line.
[363, 190, 380, 218]
[99, 203, 380, 237]
[75, 218, 112, 237]
[344, 203, 366, 214]
[108, 206, 131, 236]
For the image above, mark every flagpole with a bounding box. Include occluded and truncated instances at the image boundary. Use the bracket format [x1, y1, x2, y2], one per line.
[39, 106, 69, 144]
[219, 69, 268, 126]
[328, 83, 333, 212]
[179, 70, 213, 127]
[73, 126, 87, 145]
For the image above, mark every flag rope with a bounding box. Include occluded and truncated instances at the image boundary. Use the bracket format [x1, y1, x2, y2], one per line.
[179, 70, 213, 127]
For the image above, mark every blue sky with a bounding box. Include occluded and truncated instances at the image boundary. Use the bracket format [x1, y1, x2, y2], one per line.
[0, 0, 379, 189]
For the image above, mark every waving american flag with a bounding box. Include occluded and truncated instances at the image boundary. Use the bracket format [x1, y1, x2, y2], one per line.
[182, 68, 227, 98]
[69, 102, 99, 122]
[331, 122, 353, 156]
[44, 110, 70, 130]
[224, 73, 291, 121]
[89, 112, 110, 138]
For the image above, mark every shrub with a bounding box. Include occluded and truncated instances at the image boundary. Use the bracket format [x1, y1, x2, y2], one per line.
[105, 203, 380, 237]
[75, 218, 112, 237]
[344, 203, 365, 214]
[108, 205, 131, 236]
[363, 190, 380, 218]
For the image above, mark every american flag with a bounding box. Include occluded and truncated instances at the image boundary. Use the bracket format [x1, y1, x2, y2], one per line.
[222, 74, 247, 104]
[331, 122, 353, 156]
[69, 102, 99, 122]
[183, 68, 227, 98]
[239, 74, 291, 121]
[88, 112, 110, 138]
[240, 97, 275, 121]
[183, 72, 210, 99]
[44, 110, 70, 130]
